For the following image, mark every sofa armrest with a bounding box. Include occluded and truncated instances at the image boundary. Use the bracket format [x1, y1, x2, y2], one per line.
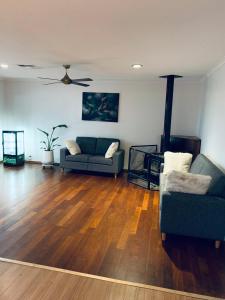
[112, 150, 125, 173]
[60, 147, 69, 165]
[160, 191, 225, 240]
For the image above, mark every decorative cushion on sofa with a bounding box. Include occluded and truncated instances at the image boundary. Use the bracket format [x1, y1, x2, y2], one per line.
[95, 138, 120, 155]
[65, 140, 81, 155]
[105, 142, 119, 158]
[190, 154, 225, 197]
[165, 170, 212, 195]
[66, 154, 90, 163]
[89, 155, 113, 165]
[163, 151, 193, 174]
[160, 173, 166, 193]
[76, 137, 97, 155]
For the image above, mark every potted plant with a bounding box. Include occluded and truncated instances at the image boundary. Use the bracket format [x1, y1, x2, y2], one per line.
[37, 124, 68, 166]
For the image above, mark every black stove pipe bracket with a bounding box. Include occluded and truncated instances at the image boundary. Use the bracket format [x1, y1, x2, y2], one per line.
[160, 74, 183, 153]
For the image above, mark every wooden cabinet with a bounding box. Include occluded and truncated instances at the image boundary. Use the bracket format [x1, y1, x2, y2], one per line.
[160, 135, 201, 160]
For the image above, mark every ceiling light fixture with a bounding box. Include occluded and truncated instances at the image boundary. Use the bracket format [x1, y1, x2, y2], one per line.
[0, 63, 8, 69]
[131, 64, 143, 69]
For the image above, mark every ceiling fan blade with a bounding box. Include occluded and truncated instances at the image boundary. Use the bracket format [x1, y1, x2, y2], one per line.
[43, 82, 62, 85]
[71, 78, 93, 82]
[71, 82, 90, 87]
[38, 77, 60, 81]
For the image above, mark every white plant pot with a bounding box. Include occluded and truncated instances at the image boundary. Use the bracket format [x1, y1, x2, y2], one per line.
[42, 150, 54, 165]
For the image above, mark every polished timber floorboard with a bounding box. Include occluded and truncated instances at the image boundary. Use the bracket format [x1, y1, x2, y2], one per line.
[0, 164, 224, 298]
[0, 259, 219, 300]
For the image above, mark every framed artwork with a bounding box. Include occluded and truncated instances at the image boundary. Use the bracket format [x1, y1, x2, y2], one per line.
[82, 92, 119, 122]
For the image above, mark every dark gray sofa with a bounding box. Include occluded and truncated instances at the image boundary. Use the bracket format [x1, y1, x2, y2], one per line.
[60, 137, 125, 178]
[160, 154, 225, 248]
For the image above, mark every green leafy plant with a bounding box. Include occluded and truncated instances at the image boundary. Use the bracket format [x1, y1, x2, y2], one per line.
[37, 124, 68, 151]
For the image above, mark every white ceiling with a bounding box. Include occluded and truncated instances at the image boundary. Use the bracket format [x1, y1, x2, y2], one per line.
[0, 0, 225, 80]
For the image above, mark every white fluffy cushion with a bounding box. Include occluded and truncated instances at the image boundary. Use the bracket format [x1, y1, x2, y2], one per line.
[165, 170, 212, 195]
[105, 142, 119, 159]
[65, 140, 81, 155]
[163, 151, 193, 174]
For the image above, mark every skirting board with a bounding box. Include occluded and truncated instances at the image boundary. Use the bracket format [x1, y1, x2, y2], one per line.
[25, 161, 60, 166]
[25, 160, 42, 164]
[25, 161, 126, 170]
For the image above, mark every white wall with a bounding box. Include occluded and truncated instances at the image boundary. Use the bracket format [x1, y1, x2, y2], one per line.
[172, 79, 204, 136]
[2, 78, 203, 167]
[0, 80, 4, 160]
[199, 64, 225, 170]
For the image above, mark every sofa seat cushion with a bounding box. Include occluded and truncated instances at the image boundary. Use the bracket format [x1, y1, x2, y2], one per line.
[95, 138, 120, 155]
[89, 155, 113, 166]
[66, 154, 90, 163]
[76, 137, 97, 155]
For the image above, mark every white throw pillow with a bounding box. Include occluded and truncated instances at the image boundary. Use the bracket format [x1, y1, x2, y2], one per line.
[105, 142, 119, 159]
[163, 151, 192, 174]
[65, 140, 81, 155]
[165, 170, 212, 195]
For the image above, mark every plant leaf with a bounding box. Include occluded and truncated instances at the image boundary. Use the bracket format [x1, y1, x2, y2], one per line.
[37, 128, 49, 136]
[51, 144, 61, 149]
[52, 137, 59, 143]
[57, 124, 68, 128]
[53, 124, 68, 130]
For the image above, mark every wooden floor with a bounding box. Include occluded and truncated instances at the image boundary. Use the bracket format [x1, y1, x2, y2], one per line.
[0, 164, 224, 298]
[0, 259, 220, 300]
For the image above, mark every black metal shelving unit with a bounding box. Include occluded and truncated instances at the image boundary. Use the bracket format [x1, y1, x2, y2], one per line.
[127, 145, 164, 190]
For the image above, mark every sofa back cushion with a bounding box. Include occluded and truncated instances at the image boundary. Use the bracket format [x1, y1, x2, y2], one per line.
[190, 154, 225, 197]
[76, 137, 97, 155]
[95, 138, 120, 155]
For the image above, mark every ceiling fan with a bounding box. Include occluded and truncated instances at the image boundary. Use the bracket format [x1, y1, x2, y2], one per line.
[38, 65, 93, 87]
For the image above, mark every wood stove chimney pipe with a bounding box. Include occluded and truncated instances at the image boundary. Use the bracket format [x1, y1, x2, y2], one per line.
[160, 74, 183, 152]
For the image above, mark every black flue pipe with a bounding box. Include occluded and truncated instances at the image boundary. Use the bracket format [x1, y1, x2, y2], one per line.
[160, 74, 182, 152]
